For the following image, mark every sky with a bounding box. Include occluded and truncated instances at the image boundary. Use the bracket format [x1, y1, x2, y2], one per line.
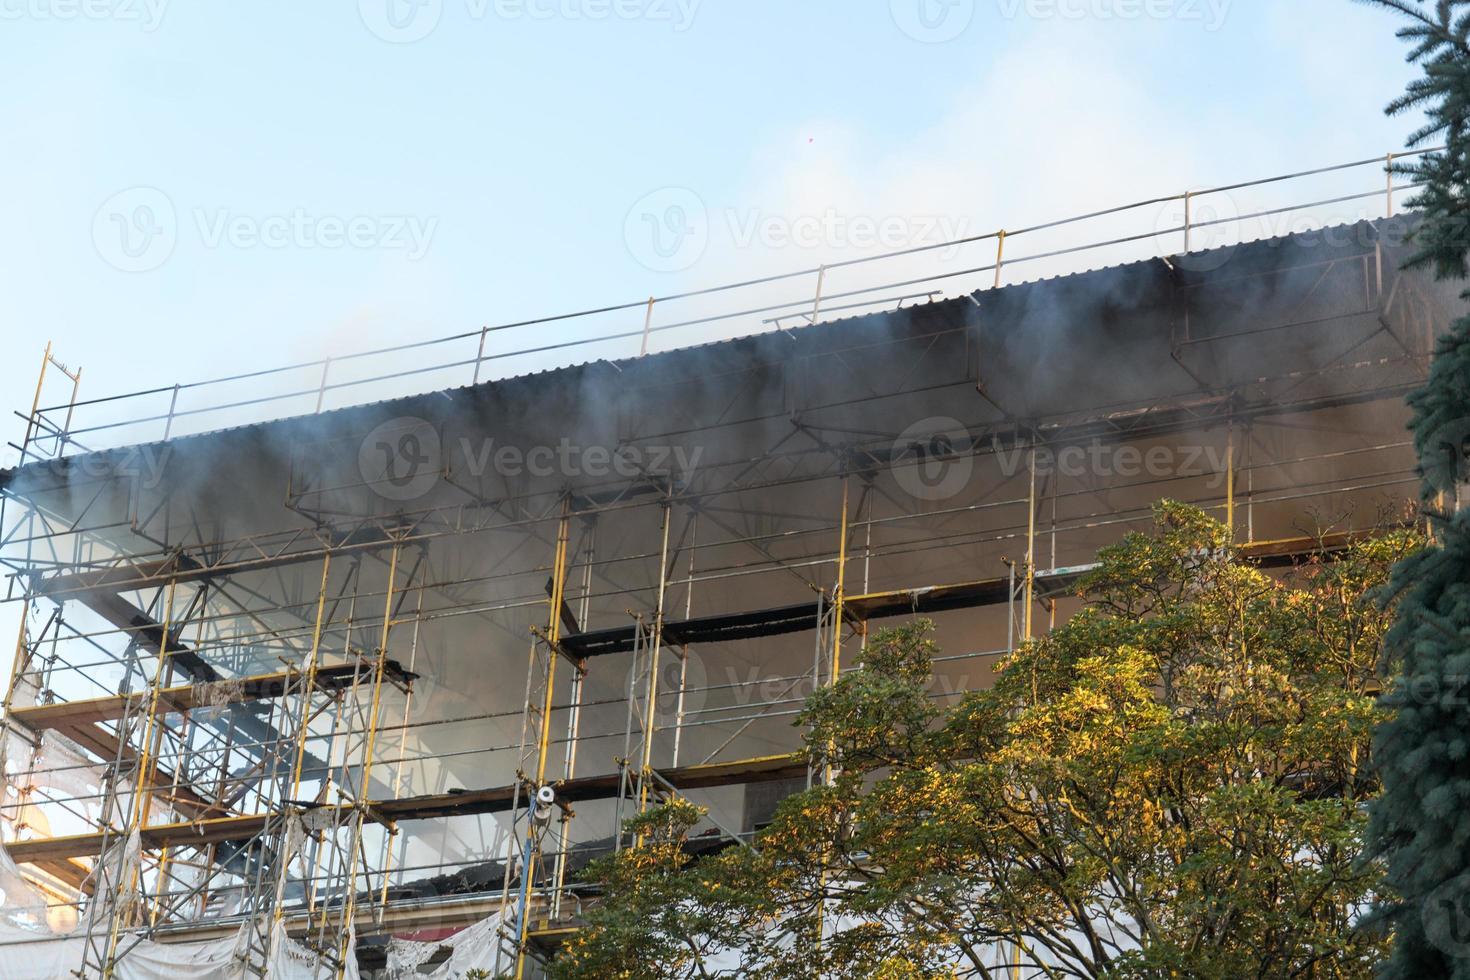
[0, 0, 1432, 652]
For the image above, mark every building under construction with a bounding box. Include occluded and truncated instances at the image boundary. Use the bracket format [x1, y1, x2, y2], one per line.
[0, 154, 1461, 978]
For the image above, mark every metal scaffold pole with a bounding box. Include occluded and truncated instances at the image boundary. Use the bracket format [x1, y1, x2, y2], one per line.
[322, 543, 402, 978]
[1024, 446, 1037, 643]
[636, 498, 673, 815]
[502, 498, 574, 980]
[552, 517, 595, 921]
[86, 578, 178, 980]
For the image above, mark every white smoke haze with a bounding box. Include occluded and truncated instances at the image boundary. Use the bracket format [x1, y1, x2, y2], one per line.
[0, 2, 1428, 704]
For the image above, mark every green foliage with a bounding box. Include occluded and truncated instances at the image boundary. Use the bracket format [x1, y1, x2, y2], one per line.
[799, 619, 940, 777]
[1354, 3, 1470, 975]
[555, 505, 1416, 978]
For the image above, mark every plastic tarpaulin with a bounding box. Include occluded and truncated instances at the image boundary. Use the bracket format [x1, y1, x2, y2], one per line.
[0, 920, 360, 980]
[384, 909, 509, 979]
[0, 836, 358, 980]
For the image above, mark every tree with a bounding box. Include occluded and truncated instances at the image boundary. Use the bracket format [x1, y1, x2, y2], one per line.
[547, 797, 765, 979]
[554, 503, 1416, 978]
[1354, 3, 1470, 976]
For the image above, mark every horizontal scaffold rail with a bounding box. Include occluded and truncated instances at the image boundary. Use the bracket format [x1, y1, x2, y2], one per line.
[3, 754, 808, 865]
[560, 531, 1378, 657]
[10, 661, 417, 733]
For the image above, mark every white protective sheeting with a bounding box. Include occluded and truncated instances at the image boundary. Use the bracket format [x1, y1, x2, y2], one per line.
[109, 920, 360, 980]
[384, 908, 509, 979]
[0, 836, 359, 980]
[0, 833, 53, 937]
[0, 920, 360, 980]
[0, 831, 78, 979]
[32, 731, 105, 820]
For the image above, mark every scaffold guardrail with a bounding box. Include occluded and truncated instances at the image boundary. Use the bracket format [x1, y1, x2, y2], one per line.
[8, 146, 1441, 463]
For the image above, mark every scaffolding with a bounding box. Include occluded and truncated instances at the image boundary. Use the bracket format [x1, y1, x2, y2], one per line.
[0, 153, 1462, 977]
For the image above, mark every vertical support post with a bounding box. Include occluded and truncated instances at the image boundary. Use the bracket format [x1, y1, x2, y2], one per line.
[860, 488, 873, 654]
[512, 501, 573, 980]
[551, 519, 593, 919]
[284, 555, 331, 879]
[1244, 426, 1254, 544]
[1022, 447, 1037, 642]
[821, 478, 851, 789]
[1386, 152, 1395, 218]
[811, 266, 827, 326]
[564, 521, 595, 784]
[20, 342, 52, 465]
[162, 385, 180, 442]
[1225, 422, 1236, 540]
[473, 326, 489, 384]
[1183, 192, 1193, 253]
[830, 477, 850, 685]
[315, 358, 332, 414]
[1006, 562, 1016, 653]
[993, 231, 1007, 289]
[332, 543, 400, 977]
[59, 363, 82, 452]
[671, 511, 697, 769]
[1050, 468, 1059, 574]
[98, 578, 178, 979]
[378, 576, 426, 916]
[640, 297, 656, 356]
[536, 507, 572, 786]
[636, 498, 673, 812]
[806, 593, 824, 791]
[1376, 239, 1385, 302]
